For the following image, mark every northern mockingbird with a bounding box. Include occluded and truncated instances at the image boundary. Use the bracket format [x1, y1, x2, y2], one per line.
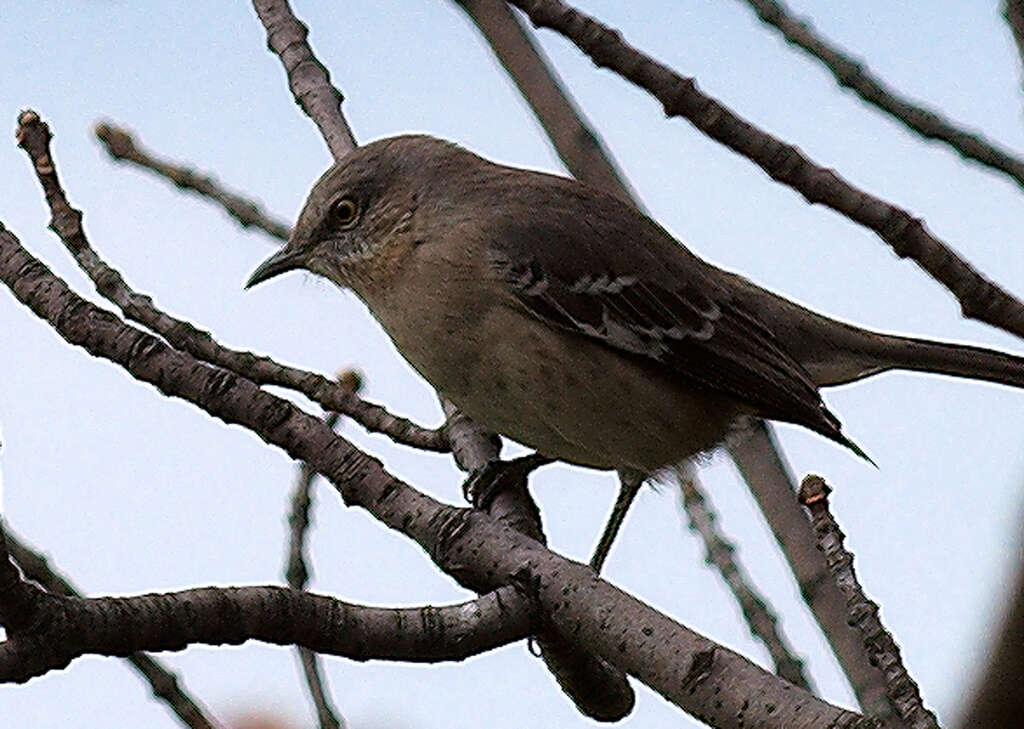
[247, 135, 1024, 540]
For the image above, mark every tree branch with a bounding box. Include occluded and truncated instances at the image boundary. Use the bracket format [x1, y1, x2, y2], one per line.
[0, 538, 532, 682]
[506, 0, 1024, 339]
[287, 410, 346, 729]
[94, 122, 292, 241]
[251, 0, 356, 158]
[729, 422, 897, 719]
[800, 476, 940, 729]
[734, 0, 1024, 191]
[452, 0, 637, 202]
[1004, 1, 1024, 87]
[456, 3, 859, 707]
[3, 526, 223, 729]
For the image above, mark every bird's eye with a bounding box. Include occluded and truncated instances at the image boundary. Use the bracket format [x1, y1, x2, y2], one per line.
[329, 197, 359, 228]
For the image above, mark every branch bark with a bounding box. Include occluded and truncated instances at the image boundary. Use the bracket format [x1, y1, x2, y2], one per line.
[800, 476, 939, 729]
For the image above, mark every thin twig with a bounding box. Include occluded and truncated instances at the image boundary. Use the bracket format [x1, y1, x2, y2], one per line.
[799, 476, 941, 729]
[94, 122, 292, 241]
[288, 414, 344, 729]
[285, 372, 361, 729]
[728, 422, 896, 719]
[3, 527, 223, 729]
[507, 0, 1024, 339]
[735, 0, 1024, 191]
[16, 111, 447, 454]
[673, 465, 810, 690]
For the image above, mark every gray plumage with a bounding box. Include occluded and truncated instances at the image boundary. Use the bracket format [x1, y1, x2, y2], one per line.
[247, 135, 1024, 472]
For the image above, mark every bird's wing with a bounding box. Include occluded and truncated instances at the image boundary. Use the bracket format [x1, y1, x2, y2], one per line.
[483, 175, 849, 445]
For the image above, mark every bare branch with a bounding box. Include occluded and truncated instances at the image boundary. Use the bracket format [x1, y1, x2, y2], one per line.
[0, 224, 876, 729]
[16, 111, 447, 454]
[729, 423, 897, 719]
[453, 0, 637, 202]
[673, 465, 809, 690]
[4, 527, 223, 729]
[735, 0, 1024, 191]
[799, 476, 940, 729]
[0, 556, 532, 683]
[506, 0, 1024, 339]
[94, 122, 292, 241]
[250, 0, 356, 159]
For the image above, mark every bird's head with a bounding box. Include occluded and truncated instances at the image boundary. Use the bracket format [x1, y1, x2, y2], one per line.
[245, 134, 468, 293]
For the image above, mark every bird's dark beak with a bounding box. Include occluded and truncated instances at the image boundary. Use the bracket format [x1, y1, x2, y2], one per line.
[244, 247, 305, 289]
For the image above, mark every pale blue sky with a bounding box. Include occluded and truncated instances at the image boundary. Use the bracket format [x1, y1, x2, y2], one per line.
[2, 1, 1023, 727]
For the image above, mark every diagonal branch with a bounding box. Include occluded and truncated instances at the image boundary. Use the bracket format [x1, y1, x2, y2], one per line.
[4, 527, 223, 729]
[94, 122, 292, 241]
[729, 422, 897, 719]
[506, 0, 1024, 340]
[800, 476, 940, 729]
[1005, 1, 1024, 87]
[735, 0, 1024, 191]
[251, 0, 356, 158]
[673, 465, 810, 690]
[17, 111, 447, 454]
[0, 222, 876, 729]
[452, 0, 637, 202]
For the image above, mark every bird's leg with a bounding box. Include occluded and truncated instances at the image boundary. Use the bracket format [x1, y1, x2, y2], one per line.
[589, 470, 646, 573]
[462, 452, 553, 509]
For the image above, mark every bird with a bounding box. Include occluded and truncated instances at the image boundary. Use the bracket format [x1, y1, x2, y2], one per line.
[246, 135, 1024, 561]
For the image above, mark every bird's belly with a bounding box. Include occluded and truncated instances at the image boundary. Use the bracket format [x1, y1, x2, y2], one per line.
[378, 299, 742, 471]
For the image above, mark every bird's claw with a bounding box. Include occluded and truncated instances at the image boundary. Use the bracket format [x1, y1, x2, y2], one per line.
[462, 453, 552, 509]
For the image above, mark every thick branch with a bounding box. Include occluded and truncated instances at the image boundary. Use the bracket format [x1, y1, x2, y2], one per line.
[736, 0, 1024, 191]
[0, 225, 875, 729]
[506, 0, 1024, 339]
[4, 528, 222, 729]
[0, 577, 531, 683]
[17, 111, 447, 454]
[800, 476, 939, 729]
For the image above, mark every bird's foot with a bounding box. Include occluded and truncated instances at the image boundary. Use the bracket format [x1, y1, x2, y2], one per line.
[462, 453, 552, 509]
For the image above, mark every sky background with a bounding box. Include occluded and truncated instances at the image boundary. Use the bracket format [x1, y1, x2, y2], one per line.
[2, 1, 1023, 727]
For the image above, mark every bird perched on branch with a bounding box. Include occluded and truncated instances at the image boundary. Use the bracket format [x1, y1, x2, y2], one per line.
[247, 135, 1024, 561]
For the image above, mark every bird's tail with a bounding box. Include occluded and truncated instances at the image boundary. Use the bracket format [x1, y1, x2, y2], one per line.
[818, 331, 1024, 390]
